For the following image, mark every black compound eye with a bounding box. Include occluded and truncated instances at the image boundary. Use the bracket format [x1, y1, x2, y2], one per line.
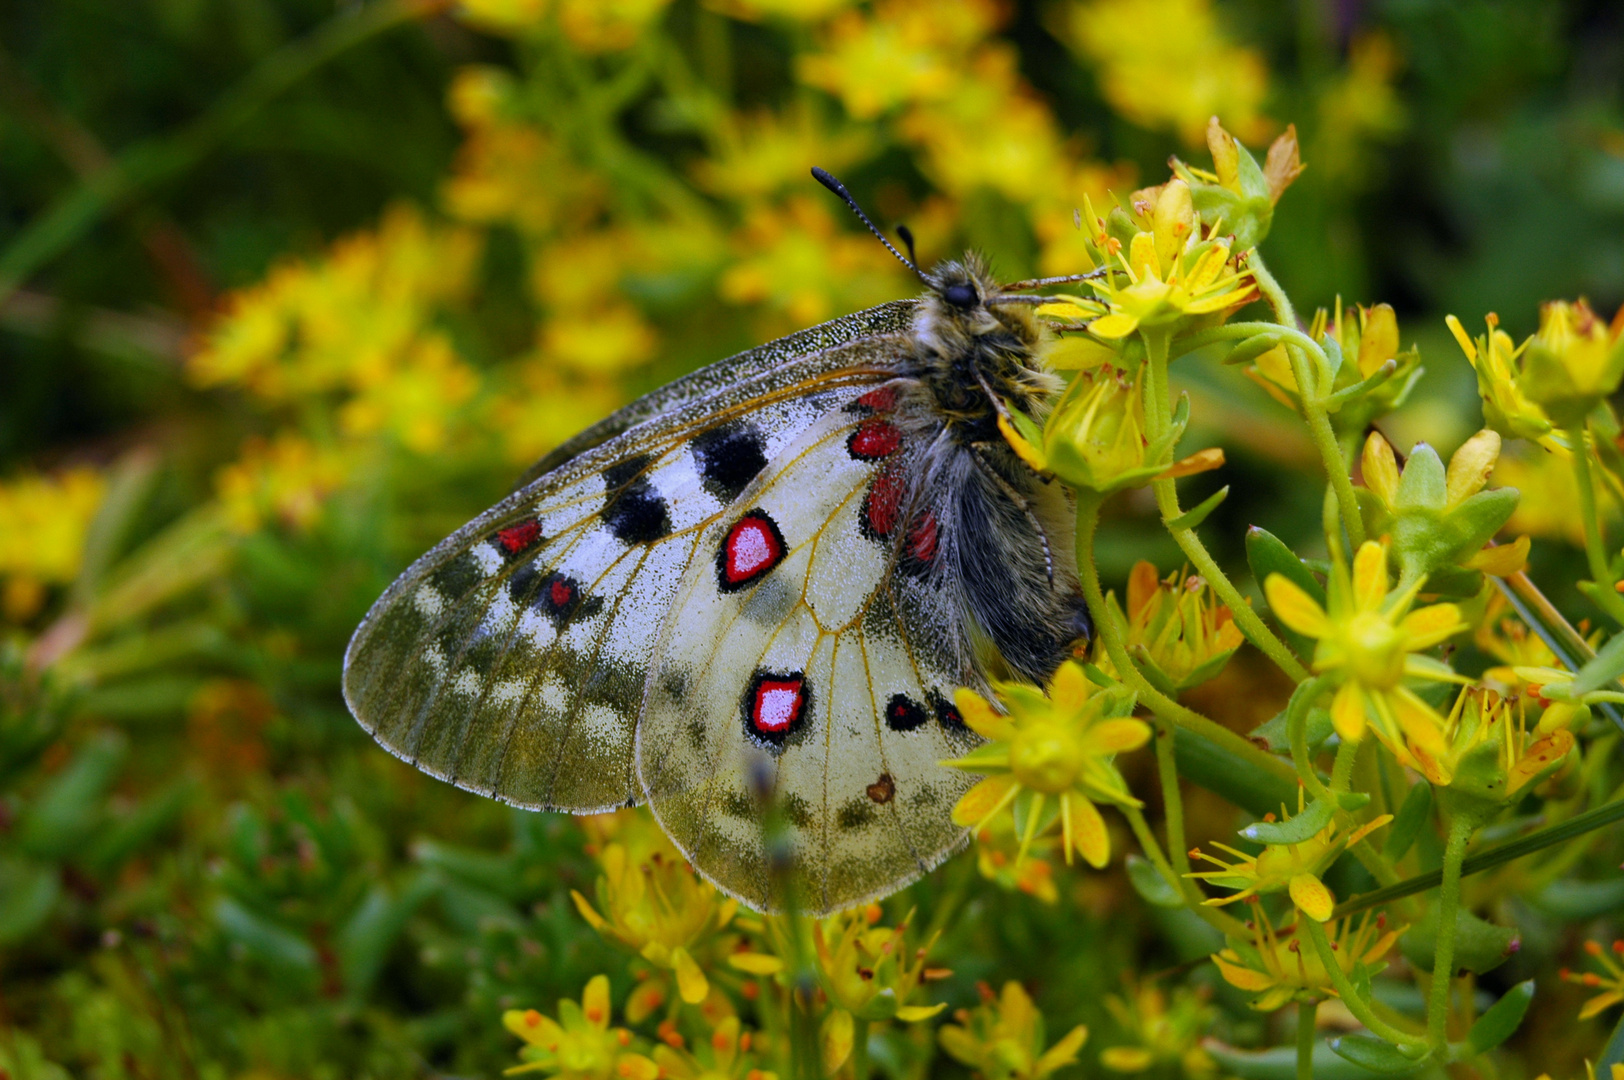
[943, 282, 977, 308]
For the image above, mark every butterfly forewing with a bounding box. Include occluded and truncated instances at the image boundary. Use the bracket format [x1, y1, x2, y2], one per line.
[636, 395, 979, 913]
[343, 338, 910, 814]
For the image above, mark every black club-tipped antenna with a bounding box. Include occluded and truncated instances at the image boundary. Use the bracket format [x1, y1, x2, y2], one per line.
[896, 224, 918, 266]
[811, 166, 927, 281]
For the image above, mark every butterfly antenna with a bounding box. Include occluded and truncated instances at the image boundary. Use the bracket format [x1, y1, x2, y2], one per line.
[896, 224, 918, 266]
[811, 167, 927, 282]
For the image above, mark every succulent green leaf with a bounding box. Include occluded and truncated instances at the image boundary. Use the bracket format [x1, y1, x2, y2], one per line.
[1463, 979, 1534, 1057]
[1382, 782, 1433, 861]
[1166, 485, 1229, 531]
[1240, 794, 1335, 844]
[1125, 854, 1184, 908]
[1401, 903, 1519, 974]
[1329, 1034, 1429, 1074]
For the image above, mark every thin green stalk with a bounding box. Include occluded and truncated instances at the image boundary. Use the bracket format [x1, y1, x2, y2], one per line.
[1074, 495, 1296, 782]
[1284, 342, 1367, 548]
[1427, 816, 1473, 1050]
[851, 1018, 871, 1080]
[1302, 919, 1426, 1051]
[1122, 805, 1250, 939]
[1329, 734, 1360, 795]
[1296, 1000, 1317, 1080]
[1287, 675, 1334, 800]
[1156, 722, 1191, 878]
[1138, 330, 1311, 683]
[1570, 428, 1624, 626]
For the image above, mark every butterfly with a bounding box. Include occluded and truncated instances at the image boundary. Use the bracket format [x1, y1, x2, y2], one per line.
[343, 169, 1094, 915]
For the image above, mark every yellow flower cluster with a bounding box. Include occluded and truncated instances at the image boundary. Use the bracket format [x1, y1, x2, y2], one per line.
[0, 467, 105, 621]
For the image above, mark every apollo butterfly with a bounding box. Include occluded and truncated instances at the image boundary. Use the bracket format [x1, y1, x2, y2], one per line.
[343, 170, 1094, 914]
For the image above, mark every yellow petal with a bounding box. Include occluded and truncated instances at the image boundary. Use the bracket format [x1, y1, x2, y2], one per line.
[1036, 1025, 1091, 1073]
[952, 774, 1020, 828]
[1212, 953, 1274, 992]
[1183, 243, 1230, 291]
[582, 974, 612, 1029]
[1126, 561, 1160, 620]
[570, 889, 608, 932]
[1088, 311, 1140, 339]
[821, 1008, 854, 1073]
[1389, 687, 1449, 758]
[895, 1003, 948, 1022]
[996, 412, 1049, 474]
[1463, 535, 1529, 577]
[1445, 429, 1502, 508]
[1158, 447, 1225, 479]
[1399, 603, 1465, 650]
[504, 1008, 562, 1046]
[671, 946, 708, 1004]
[1361, 431, 1400, 508]
[1128, 231, 1160, 281]
[954, 687, 1015, 741]
[1064, 793, 1110, 868]
[1351, 541, 1389, 612]
[1445, 314, 1478, 363]
[1100, 1046, 1155, 1072]
[1356, 304, 1399, 376]
[1507, 729, 1574, 793]
[728, 952, 786, 975]
[1579, 990, 1624, 1021]
[615, 1053, 660, 1080]
[1085, 718, 1152, 754]
[1264, 574, 1331, 637]
[1049, 660, 1092, 712]
[1289, 873, 1335, 922]
[1330, 681, 1368, 742]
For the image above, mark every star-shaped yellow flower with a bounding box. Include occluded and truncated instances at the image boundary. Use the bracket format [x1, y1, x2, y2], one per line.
[1264, 541, 1467, 768]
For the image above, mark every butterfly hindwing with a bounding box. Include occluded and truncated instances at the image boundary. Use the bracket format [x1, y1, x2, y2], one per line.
[343, 335, 906, 813]
[636, 392, 980, 914]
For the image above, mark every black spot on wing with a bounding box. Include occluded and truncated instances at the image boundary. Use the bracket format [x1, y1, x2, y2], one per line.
[885, 693, 929, 732]
[692, 424, 768, 504]
[428, 551, 483, 602]
[930, 689, 972, 740]
[602, 454, 671, 544]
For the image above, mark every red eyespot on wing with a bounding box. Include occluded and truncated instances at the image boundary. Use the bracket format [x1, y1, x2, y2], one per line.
[549, 578, 574, 609]
[855, 386, 897, 412]
[718, 510, 786, 591]
[497, 521, 542, 554]
[744, 671, 809, 745]
[906, 511, 938, 564]
[862, 470, 906, 539]
[847, 419, 901, 461]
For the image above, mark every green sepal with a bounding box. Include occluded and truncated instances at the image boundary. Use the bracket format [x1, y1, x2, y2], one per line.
[1462, 979, 1534, 1057]
[1222, 332, 1285, 366]
[1570, 628, 1624, 695]
[1246, 525, 1322, 659]
[1129, 644, 1182, 698]
[1328, 1034, 1429, 1074]
[1240, 795, 1335, 845]
[1166, 485, 1229, 531]
[1420, 566, 1485, 599]
[1382, 782, 1433, 861]
[1400, 902, 1519, 975]
[1125, 854, 1184, 908]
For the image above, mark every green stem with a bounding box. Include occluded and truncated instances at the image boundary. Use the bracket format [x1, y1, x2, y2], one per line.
[1296, 1000, 1317, 1080]
[1122, 805, 1250, 939]
[1301, 919, 1426, 1051]
[1332, 793, 1624, 917]
[1329, 735, 1360, 795]
[1074, 496, 1296, 782]
[851, 1018, 871, 1080]
[1156, 722, 1191, 878]
[1427, 815, 1473, 1049]
[1570, 428, 1624, 626]
[1287, 676, 1334, 800]
[1138, 330, 1312, 683]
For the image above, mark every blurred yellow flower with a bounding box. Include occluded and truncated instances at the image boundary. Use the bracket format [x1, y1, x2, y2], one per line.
[938, 980, 1088, 1080]
[215, 434, 347, 535]
[797, 0, 1003, 119]
[703, 0, 855, 20]
[1493, 442, 1616, 547]
[973, 815, 1062, 904]
[719, 196, 908, 327]
[1098, 981, 1217, 1077]
[1474, 592, 1560, 694]
[1050, 0, 1270, 146]
[1312, 33, 1406, 183]
[1562, 939, 1624, 1021]
[1264, 540, 1465, 763]
[648, 1015, 777, 1080]
[571, 824, 738, 1009]
[340, 333, 480, 453]
[944, 660, 1148, 868]
[1213, 909, 1403, 1012]
[1032, 160, 1138, 276]
[0, 467, 105, 622]
[693, 106, 873, 201]
[492, 362, 626, 467]
[458, 0, 547, 34]
[458, 0, 673, 50]
[502, 975, 658, 1079]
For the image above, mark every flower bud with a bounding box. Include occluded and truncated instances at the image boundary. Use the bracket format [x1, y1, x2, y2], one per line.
[1522, 298, 1624, 428]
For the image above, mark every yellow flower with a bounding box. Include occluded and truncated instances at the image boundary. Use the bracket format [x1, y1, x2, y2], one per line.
[1212, 908, 1403, 1012]
[1115, 560, 1245, 692]
[703, 0, 856, 21]
[1249, 300, 1422, 432]
[1494, 441, 1619, 547]
[457, 0, 546, 34]
[1523, 298, 1624, 428]
[943, 661, 1149, 868]
[972, 815, 1062, 904]
[1474, 592, 1560, 694]
[571, 815, 737, 1010]
[1169, 119, 1303, 251]
[1187, 795, 1391, 922]
[938, 981, 1088, 1080]
[1098, 980, 1217, 1077]
[1312, 33, 1407, 183]
[553, 0, 674, 52]
[1264, 540, 1466, 768]
[502, 975, 659, 1079]
[0, 467, 105, 622]
[1408, 687, 1574, 803]
[1049, 0, 1270, 147]
[339, 333, 480, 453]
[1082, 182, 1259, 340]
[691, 106, 872, 201]
[1513, 663, 1615, 736]
[1562, 939, 1624, 1021]
[215, 434, 347, 535]
[795, 0, 1002, 119]
[1447, 312, 1555, 443]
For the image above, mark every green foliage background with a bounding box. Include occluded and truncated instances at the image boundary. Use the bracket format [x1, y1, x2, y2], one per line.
[1, 1, 1622, 1077]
